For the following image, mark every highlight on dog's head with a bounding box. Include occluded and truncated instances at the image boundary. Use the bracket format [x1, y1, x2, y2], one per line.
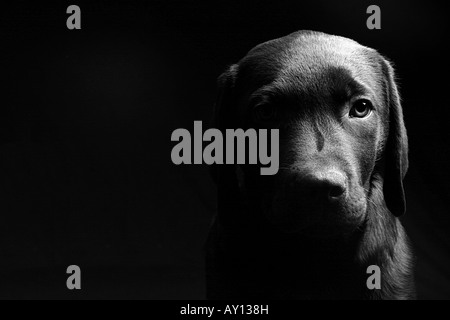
[212, 30, 408, 236]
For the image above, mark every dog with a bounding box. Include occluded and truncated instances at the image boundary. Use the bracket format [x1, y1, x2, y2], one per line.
[205, 30, 415, 300]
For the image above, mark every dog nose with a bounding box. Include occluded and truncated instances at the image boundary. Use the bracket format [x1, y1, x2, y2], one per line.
[299, 170, 347, 201]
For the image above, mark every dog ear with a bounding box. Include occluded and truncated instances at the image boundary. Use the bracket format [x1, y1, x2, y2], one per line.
[210, 65, 245, 222]
[381, 58, 409, 217]
[214, 65, 239, 128]
[210, 64, 239, 183]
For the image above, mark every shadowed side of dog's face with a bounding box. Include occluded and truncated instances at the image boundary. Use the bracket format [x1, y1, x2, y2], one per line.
[215, 31, 407, 238]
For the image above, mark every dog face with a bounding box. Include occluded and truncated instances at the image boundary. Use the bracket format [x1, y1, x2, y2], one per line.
[214, 31, 408, 237]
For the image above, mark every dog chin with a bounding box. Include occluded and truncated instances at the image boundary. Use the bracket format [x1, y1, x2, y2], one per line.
[264, 202, 367, 238]
[287, 220, 365, 238]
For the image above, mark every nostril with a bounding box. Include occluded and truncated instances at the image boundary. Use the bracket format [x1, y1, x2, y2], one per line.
[328, 185, 346, 198]
[291, 170, 347, 201]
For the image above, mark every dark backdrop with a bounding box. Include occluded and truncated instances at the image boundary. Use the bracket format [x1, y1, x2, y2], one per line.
[0, 0, 449, 299]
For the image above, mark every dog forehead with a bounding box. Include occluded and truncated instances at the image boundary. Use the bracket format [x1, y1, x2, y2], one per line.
[238, 32, 382, 101]
[279, 33, 376, 84]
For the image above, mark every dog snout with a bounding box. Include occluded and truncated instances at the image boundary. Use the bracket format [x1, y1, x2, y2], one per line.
[291, 169, 348, 202]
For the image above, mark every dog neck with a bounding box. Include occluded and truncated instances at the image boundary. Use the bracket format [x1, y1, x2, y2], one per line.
[210, 177, 414, 299]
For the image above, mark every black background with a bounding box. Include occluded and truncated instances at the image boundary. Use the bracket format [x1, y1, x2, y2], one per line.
[0, 0, 449, 299]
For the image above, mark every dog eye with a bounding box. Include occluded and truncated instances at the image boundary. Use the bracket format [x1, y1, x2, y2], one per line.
[349, 99, 372, 118]
[253, 104, 277, 123]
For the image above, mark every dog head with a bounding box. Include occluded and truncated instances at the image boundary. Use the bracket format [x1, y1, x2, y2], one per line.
[213, 31, 408, 237]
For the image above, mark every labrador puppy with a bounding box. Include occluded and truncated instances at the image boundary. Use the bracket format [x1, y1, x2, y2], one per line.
[206, 30, 415, 300]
